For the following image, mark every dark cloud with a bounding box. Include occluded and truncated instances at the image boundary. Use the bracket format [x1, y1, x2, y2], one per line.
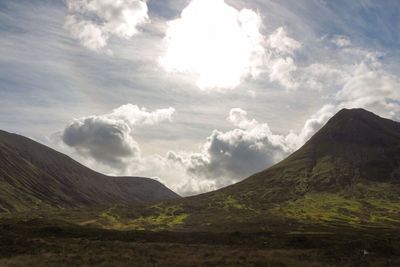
[63, 116, 139, 169]
[61, 104, 175, 170]
[167, 108, 292, 188]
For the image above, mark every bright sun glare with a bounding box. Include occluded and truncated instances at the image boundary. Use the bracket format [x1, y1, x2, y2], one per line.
[160, 0, 265, 90]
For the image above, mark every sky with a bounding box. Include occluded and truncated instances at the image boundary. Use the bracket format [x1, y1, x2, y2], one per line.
[0, 0, 399, 196]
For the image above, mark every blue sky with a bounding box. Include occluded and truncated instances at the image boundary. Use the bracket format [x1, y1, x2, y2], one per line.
[0, 0, 399, 195]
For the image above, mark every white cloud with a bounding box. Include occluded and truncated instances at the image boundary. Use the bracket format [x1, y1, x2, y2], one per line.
[268, 27, 302, 55]
[297, 63, 350, 91]
[65, 0, 149, 52]
[269, 57, 298, 90]
[109, 104, 175, 126]
[160, 0, 265, 90]
[335, 62, 400, 119]
[262, 27, 302, 90]
[61, 104, 175, 170]
[64, 15, 108, 52]
[331, 35, 351, 47]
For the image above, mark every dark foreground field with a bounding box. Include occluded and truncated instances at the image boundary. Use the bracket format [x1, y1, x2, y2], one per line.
[0, 218, 399, 267]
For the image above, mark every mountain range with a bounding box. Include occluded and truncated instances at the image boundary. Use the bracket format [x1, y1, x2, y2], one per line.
[1, 108, 400, 266]
[1, 108, 400, 233]
[67, 108, 400, 232]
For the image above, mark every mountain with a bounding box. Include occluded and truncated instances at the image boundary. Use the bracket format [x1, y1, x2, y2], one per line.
[222, 108, 400, 200]
[0, 130, 179, 213]
[78, 108, 400, 231]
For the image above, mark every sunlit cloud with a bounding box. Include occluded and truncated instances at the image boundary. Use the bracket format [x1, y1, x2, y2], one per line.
[65, 0, 149, 53]
[160, 0, 265, 90]
[267, 27, 301, 55]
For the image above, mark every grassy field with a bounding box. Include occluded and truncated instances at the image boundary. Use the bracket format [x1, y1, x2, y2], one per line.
[1, 217, 400, 267]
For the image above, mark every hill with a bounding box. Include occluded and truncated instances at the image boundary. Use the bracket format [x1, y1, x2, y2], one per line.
[0, 130, 179, 213]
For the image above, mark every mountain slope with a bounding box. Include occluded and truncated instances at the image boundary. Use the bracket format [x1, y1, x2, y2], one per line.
[222, 108, 400, 200]
[0, 130, 179, 213]
[80, 108, 400, 231]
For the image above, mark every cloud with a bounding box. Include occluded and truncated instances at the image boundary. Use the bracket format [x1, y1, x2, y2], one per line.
[65, 0, 149, 52]
[268, 27, 302, 55]
[61, 104, 175, 169]
[296, 63, 350, 91]
[62, 115, 140, 169]
[166, 108, 294, 192]
[261, 27, 302, 90]
[335, 62, 400, 119]
[109, 104, 175, 125]
[331, 35, 351, 47]
[269, 57, 298, 90]
[160, 0, 265, 90]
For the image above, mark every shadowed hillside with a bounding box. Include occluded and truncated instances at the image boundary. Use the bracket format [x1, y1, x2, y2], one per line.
[0, 130, 179, 213]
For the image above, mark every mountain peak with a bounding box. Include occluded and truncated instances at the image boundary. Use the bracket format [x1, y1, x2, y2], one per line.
[329, 107, 382, 122]
[309, 108, 400, 148]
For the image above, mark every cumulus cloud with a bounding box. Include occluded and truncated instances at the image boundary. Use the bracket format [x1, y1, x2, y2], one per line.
[65, 0, 149, 52]
[160, 0, 265, 90]
[63, 115, 140, 169]
[61, 104, 175, 170]
[165, 108, 294, 192]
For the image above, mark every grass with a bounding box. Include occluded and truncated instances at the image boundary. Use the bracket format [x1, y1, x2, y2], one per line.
[1, 218, 400, 267]
[222, 195, 246, 210]
[273, 193, 400, 227]
[76, 204, 189, 231]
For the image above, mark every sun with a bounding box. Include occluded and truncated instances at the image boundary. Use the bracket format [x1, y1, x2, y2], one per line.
[160, 0, 265, 90]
